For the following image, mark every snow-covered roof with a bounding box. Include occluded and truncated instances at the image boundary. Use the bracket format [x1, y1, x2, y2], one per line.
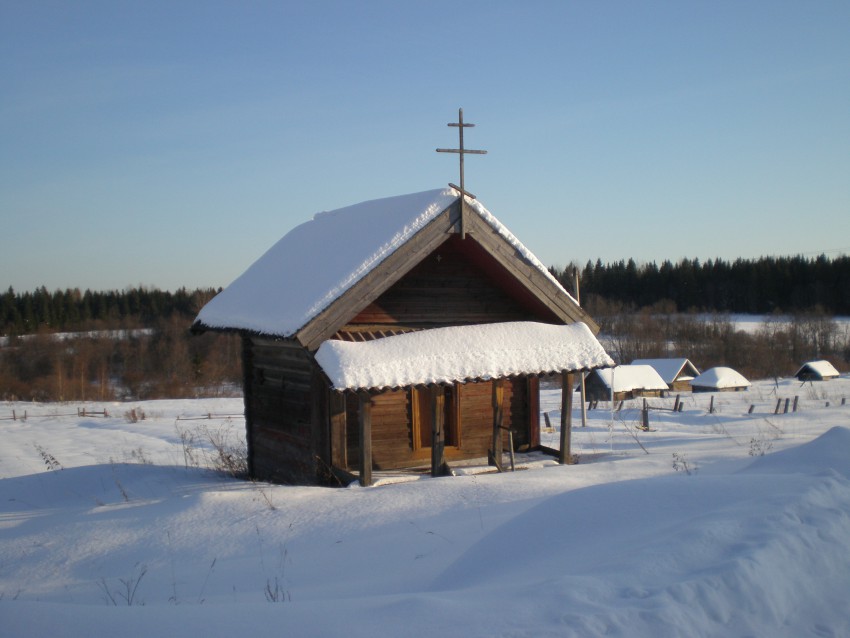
[315, 321, 614, 391]
[588, 365, 669, 393]
[631, 358, 700, 384]
[794, 360, 839, 379]
[194, 188, 575, 338]
[691, 366, 750, 389]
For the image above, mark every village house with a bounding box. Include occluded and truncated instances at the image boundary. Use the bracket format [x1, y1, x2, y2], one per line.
[192, 188, 613, 486]
[691, 366, 750, 392]
[794, 360, 840, 382]
[631, 358, 700, 392]
[581, 364, 669, 403]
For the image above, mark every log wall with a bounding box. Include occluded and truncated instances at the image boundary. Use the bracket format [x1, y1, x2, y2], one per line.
[243, 336, 320, 484]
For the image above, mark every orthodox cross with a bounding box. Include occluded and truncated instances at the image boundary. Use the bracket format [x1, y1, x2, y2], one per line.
[436, 108, 487, 238]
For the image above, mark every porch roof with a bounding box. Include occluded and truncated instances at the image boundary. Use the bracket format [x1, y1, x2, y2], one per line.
[315, 321, 614, 392]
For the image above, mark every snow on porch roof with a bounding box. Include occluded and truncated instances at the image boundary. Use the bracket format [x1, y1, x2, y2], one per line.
[315, 321, 614, 392]
[194, 188, 574, 338]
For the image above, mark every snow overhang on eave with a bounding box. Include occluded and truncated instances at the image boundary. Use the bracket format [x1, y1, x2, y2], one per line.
[314, 321, 615, 393]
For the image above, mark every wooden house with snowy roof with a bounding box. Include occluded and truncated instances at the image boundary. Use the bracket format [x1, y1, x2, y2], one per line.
[582, 364, 669, 402]
[691, 367, 750, 392]
[794, 360, 839, 381]
[631, 358, 700, 392]
[193, 188, 613, 486]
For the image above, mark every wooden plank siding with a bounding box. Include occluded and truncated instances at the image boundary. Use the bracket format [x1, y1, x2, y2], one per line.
[347, 235, 561, 329]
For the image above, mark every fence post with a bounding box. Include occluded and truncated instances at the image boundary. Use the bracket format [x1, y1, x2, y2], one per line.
[774, 398, 782, 414]
[748, 405, 755, 414]
[709, 395, 715, 414]
[783, 398, 790, 414]
[792, 396, 799, 412]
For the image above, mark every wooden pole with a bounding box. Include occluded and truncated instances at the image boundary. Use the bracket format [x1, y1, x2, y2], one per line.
[709, 395, 715, 414]
[559, 371, 574, 464]
[431, 385, 447, 478]
[490, 379, 504, 471]
[580, 371, 588, 427]
[358, 391, 373, 487]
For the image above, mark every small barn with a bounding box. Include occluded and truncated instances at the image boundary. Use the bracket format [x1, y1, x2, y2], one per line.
[192, 188, 613, 486]
[631, 358, 700, 392]
[794, 360, 840, 382]
[583, 365, 669, 402]
[691, 367, 750, 392]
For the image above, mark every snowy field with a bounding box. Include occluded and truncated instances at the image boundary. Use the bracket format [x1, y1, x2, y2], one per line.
[2, 377, 850, 637]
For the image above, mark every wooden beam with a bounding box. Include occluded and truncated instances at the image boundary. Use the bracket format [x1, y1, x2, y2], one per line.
[490, 379, 504, 471]
[358, 391, 372, 487]
[559, 371, 574, 464]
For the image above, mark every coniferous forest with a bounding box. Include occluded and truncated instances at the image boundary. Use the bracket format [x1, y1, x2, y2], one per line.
[1, 254, 848, 401]
[551, 254, 850, 315]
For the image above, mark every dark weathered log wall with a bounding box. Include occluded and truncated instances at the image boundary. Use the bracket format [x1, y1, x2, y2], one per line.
[244, 336, 319, 484]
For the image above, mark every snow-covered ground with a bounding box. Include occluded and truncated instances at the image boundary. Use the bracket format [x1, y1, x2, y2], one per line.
[2, 377, 850, 637]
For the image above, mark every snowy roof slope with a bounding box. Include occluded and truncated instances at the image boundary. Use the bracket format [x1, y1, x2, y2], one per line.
[692, 366, 750, 389]
[589, 365, 669, 393]
[631, 358, 700, 384]
[315, 321, 613, 391]
[795, 360, 840, 379]
[194, 188, 574, 338]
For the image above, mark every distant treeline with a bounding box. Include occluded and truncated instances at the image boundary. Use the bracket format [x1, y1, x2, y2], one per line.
[552, 254, 850, 315]
[1, 286, 220, 335]
[0, 286, 240, 402]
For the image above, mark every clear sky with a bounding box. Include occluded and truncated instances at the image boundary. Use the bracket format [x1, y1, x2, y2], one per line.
[2, 1, 849, 293]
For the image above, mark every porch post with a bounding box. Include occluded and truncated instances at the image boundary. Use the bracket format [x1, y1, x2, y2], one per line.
[430, 385, 449, 477]
[559, 371, 574, 465]
[490, 379, 504, 471]
[358, 391, 372, 487]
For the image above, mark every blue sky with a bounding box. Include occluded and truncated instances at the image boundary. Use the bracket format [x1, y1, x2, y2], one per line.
[2, 1, 849, 293]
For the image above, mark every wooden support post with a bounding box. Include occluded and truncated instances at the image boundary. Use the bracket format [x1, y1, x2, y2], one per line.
[358, 391, 372, 487]
[490, 379, 504, 471]
[709, 395, 715, 414]
[792, 396, 799, 412]
[842, 398, 846, 406]
[774, 398, 782, 415]
[641, 403, 650, 431]
[559, 371, 574, 465]
[783, 398, 790, 414]
[543, 412, 552, 430]
[673, 394, 680, 412]
[431, 385, 447, 478]
[507, 430, 515, 472]
[826, 401, 830, 408]
[329, 392, 347, 470]
[748, 404, 755, 414]
[580, 371, 588, 427]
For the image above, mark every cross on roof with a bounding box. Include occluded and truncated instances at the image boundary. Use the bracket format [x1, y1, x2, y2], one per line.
[436, 108, 487, 238]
